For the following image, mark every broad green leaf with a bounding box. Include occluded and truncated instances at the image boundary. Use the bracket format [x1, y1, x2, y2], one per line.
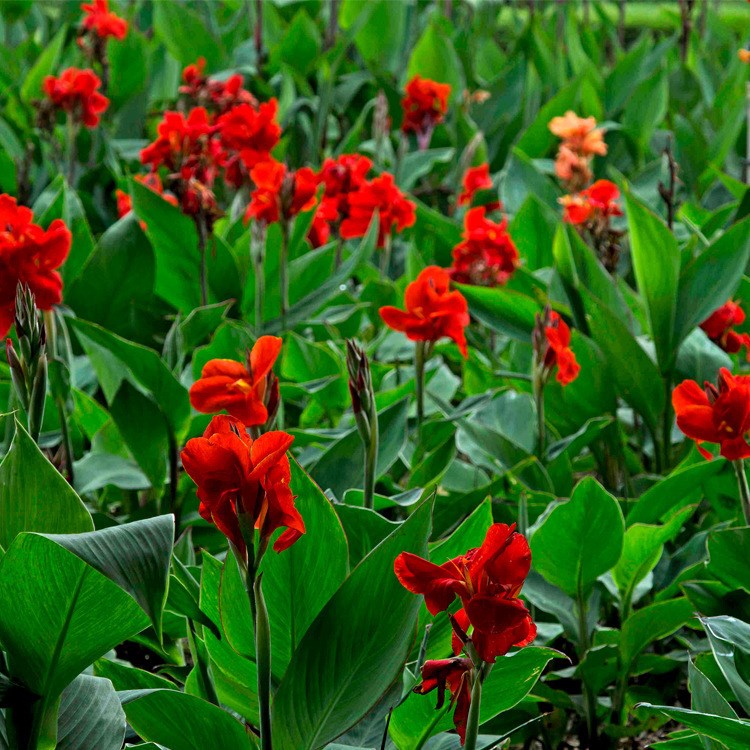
[0, 533, 148, 701]
[153, 1, 224, 68]
[260, 460, 349, 678]
[123, 690, 256, 750]
[57, 675, 125, 750]
[457, 283, 540, 341]
[613, 505, 696, 603]
[406, 16, 464, 98]
[674, 218, 750, 347]
[20, 26, 66, 103]
[636, 706, 750, 747]
[702, 616, 750, 713]
[586, 293, 664, 434]
[339, 0, 405, 73]
[624, 191, 680, 373]
[336, 505, 400, 569]
[706, 528, 750, 594]
[130, 179, 201, 313]
[389, 648, 560, 750]
[689, 659, 737, 750]
[271, 497, 433, 750]
[530, 477, 624, 597]
[46, 516, 174, 641]
[0, 420, 93, 552]
[621, 598, 694, 671]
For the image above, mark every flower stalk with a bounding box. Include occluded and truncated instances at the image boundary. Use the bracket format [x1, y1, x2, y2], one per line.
[279, 218, 290, 325]
[414, 340, 427, 428]
[347, 340, 379, 509]
[252, 221, 267, 331]
[734, 460, 750, 525]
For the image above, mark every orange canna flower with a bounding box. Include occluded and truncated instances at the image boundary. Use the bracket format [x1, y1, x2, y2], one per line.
[548, 110, 607, 157]
[189, 335, 282, 427]
[739, 49, 750, 63]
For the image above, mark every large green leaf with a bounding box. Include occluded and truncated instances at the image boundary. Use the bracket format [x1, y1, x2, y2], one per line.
[389, 647, 560, 750]
[701, 615, 750, 713]
[705, 528, 750, 594]
[57, 676, 125, 750]
[260, 460, 349, 678]
[457, 283, 540, 341]
[624, 191, 680, 373]
[0, 534, 148, 742]
[636, 705, 750, 746]
[123, 690, 256, 750]
[689, 659, 737, 750]
[270, 497, 433, 750]
[46, 516, 174, 641]
[0, 420, 93, 552]
[130, 179, 201, 313]
[530, 477, 624, 597]
[152, 1, 224, 70]
[674, 218, 750, 347]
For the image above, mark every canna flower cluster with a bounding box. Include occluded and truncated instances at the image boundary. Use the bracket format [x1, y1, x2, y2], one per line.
[41, 67, 109, 129]
[700, 301, 750, 360]
[396, 524, 536, 742]
[549, 110, 607, 192]
[0, 195, 71, 338]
[77, 0, 128, 71]
[245, 161, 318, 226]
[673, 368, 750, 461]
[401, 75, 451, 150]
[560, 179, 623, 273]
[380, 266, 470, 358]
[533, 307, 581, 387]
[457, 164, 498, 209]
[449, 206, 519, 287]
[181, 415, 304, 555]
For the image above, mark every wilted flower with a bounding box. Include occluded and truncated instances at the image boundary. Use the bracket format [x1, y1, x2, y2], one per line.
[700, 301, 750, 359]
[414, 658, 474, 744]
[533, 308, 580, 387]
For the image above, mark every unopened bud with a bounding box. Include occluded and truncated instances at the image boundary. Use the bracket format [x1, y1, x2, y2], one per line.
[6, 338, 29, 410]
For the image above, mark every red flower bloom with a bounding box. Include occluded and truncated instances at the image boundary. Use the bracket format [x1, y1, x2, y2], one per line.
[43, 68, 109, 128]
[190, 335, 282, 427]
[307, 202, 334, 248]
[700, 301, 750, 359]
[140, 107, 215, 173]
[673, 368, 750, 460]
[450, 207, 519, 287]
[561, 180, 622, 226]
[244, 160, 318, 225]
[457, 164, 494, 207]
[181, 415, 304, 554]
[217, 100, 281, 185]
[380, 266, 470, 358]
[401, 75, 451, 147]
[394, 523, 536, 663]
[339, 173, 416, 248]
[414, 658, 473, 744]
[0, 195, 71, 337]
[539, 310, 580, 386]
[180, 58, 256, 115]
[80, 0, 128, 40]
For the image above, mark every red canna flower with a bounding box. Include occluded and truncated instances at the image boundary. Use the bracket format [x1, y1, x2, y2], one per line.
[380, 266, 470, 358]
[140, 107, 215, 173]
[533, 309, 580, 386]
[43, 68, 109, 128]
[548, 111, 607, 157]
[449, 206, 519, 287]
[673, 368, 750, 460]
[189, 335, 282, 427]
[414, 658, 474, 744]
[401, 75, 451, 148]
[700, 301, 750, 360]
[394, 523, 536, 663]
[560, 180, 622, 226]
[179, 58, 256, 115]
[339, 173, 416, 248]
[244, 160, 318, 225]
[181, 415, 304, 555]
[307, 202, 334, 248]
[80, 0, 128, 40]
[217, 100, 281, 185]
[457, 164, 494, 207]
[0, 195, 71, 338]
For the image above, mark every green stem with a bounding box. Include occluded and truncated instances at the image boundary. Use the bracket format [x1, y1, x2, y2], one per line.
[254, 575, 273, 750]
[280, 219, 290, 326]
[380, 233, 392, 276]
[463, 662, 492, 750]
[187, 620, 220, 706]
[65, 113, 78, 186]
[518, 491, 529, 537]
[577, 580, 598, 747]
[196, 213, 209, 307]
[363, 403, 379, 510]
[252, 223, 266, 332]
[56, 396, 74, 486]
[334, 237, 344, 270]
[533, 368, 545, 459]
[168, 430, 179, 531]
[414, 341, 426, 428]
[734, 460, 750, 525]
[661, 373, 673, 473]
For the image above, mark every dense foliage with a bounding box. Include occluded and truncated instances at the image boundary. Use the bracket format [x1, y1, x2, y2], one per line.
[2, 1, 750, 749]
